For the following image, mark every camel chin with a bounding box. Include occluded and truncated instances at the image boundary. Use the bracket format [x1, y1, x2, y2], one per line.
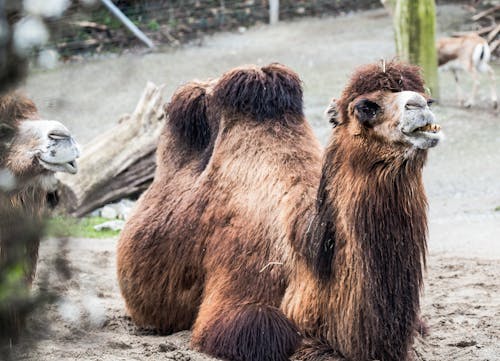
[20, 120, 80, 175]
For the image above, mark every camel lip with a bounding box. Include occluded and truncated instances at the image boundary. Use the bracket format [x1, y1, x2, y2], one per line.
[39, 158, 78, 175]
[403, 122, 442, 136]
[413, 123, 441, 133]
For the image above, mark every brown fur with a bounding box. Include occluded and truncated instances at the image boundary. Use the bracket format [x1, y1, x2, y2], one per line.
[0, 93, 38, 168]
[214, 63, 304, 122]
[0, 93, 51, 343]
[118, 61, 432, 361]
[118, 65, 313, 360]
[284, 61, 429, 361]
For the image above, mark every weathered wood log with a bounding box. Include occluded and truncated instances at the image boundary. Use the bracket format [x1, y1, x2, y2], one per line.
[489, 38, 499, 52]
[487, 23, 500, 42]
[452, 25, 497, 37]
[69, 20, 110, 32]
[57, 82, 165, 217]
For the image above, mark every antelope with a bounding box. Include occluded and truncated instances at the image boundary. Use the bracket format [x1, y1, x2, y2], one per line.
[437, 33, 498, 109]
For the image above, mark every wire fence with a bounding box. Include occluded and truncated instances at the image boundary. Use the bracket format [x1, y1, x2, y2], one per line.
[44, 0, 381, 57]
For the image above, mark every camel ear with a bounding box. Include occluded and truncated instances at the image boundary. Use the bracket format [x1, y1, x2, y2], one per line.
[353, 99, 380, 127]
[325, 98, 339, 127]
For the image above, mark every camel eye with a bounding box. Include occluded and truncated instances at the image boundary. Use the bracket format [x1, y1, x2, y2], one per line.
[405, 103, 421, 110]
[354, 99, 380, 126]
[426, 99, 435, 107]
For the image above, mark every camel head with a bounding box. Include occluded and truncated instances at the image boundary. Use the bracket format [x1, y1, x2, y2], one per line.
[332, 61, 442, 153]
[0, 93, 79, 191]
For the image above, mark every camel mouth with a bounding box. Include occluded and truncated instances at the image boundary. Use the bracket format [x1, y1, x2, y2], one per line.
[413, 123, 441, 134]
[403, 122, 442, 137]
[402, 122, 443, 149]
[39, 159, 78, 174]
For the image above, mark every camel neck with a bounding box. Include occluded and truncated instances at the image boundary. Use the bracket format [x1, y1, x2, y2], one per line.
[303, 138, 429, 360]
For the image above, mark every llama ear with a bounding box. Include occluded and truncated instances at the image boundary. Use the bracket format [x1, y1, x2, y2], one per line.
[354, 99, 380, 127]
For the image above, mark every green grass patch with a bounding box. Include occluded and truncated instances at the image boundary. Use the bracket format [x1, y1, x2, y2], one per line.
[495, 206, 500, 212]
[45, 216, 120, 239]
[147, 19, 160, 31]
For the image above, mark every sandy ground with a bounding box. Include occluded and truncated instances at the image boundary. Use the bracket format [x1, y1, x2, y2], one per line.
[7, 4, 500, 361]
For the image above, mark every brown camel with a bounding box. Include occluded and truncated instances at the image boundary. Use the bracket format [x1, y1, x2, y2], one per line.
[0, 92, 80, 342]
[117, 61, 441, 361]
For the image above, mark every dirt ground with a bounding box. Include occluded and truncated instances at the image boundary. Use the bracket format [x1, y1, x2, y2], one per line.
[8, 4, 500, 361]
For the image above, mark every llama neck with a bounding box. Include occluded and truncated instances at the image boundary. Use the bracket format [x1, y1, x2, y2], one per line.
[307, 138, 428, 360]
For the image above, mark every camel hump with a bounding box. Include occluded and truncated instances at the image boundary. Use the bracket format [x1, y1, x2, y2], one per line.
[165, 81, 213, 152]
[213, 63, 303, 121]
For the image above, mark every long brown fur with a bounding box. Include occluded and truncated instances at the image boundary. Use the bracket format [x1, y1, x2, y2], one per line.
[0, 93, 51, 343]
[118, 61, 432, 361]
[284, 61, 429, 361]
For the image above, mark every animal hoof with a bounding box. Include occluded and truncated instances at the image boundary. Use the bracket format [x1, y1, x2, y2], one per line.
[493, 101, 498, 110]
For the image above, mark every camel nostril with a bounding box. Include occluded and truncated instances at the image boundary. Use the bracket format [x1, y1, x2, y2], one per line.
[49, 131, 70, 140]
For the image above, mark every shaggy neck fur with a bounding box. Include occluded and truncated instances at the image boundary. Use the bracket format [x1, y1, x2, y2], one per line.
[300, 129, 428, 361]
[0, 174, 53, 284]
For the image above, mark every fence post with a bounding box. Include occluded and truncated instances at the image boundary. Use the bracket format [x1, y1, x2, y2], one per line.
[269, 0, 279, 25]
[100, 0, 155, 48]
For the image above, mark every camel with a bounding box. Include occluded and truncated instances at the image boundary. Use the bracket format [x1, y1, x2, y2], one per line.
[437, 33, 497, 108]
[117, 61, 441, 361]
[0, 92, 80, 341]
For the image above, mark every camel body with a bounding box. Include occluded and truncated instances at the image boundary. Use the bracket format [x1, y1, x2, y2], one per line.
[118, 62, 440, 361]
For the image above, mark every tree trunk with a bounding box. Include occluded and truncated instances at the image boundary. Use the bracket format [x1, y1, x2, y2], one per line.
[394, 0, 439, 98]
[57, 82, 165, 217]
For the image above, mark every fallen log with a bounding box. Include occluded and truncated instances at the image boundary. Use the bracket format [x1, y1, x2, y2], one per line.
[451, 25, 496, 37]
[471, 4, 500, 22]
[487, 23, 500, 42]
[489, 38, 499, 52]
[69, 20, 110, 32]
[57, 82, 165, 217]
